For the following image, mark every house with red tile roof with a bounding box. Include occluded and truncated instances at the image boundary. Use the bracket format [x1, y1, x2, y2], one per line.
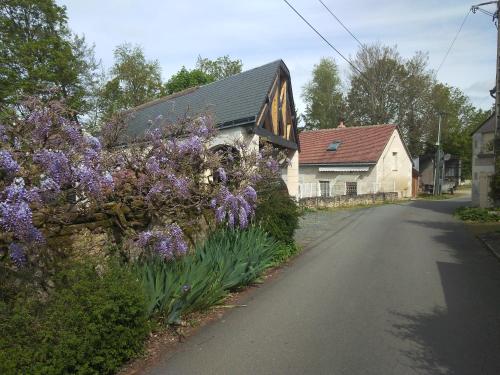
[298, 124, 412, 198]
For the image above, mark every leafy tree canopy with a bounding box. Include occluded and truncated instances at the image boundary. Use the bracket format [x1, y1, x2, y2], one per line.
[163, 67, 214, 96]
[99, 44, 163, 119]
[425, 83, 490, 179]
[196, 55, 243, 80]
[0, 0, 99, 117]
[301, 57, 345, 130]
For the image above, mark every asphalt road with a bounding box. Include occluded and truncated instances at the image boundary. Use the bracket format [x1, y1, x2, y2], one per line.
[146, 197, 500, 375]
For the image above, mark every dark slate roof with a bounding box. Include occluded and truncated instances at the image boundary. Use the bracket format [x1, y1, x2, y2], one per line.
[125, 60, 285, 138]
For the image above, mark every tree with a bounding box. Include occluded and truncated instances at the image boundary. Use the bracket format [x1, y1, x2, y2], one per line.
[347, 44, 436, 156]
[163, 67, 214, 95]
[395, 52, 435, 156]
[0, 0, 100, 116]
[301, 58, 345, 130]
[99, 44, 163, 119]
[196, 55, 242, 80]
[347, 44, 405, 126]
[425, 83, 490, 179]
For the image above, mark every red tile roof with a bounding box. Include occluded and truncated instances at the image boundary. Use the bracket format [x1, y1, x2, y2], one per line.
[299, 124, 397, 165]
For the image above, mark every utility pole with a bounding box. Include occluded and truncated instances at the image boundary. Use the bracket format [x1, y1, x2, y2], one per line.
[434, 113, 443, 196]
[495, 1, 500, 203]
[472, 1, 500, 203]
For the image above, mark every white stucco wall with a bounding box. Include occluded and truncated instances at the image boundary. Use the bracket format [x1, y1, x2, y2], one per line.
[298, 129, 412, 198]
[375, 129, 413, 198]
[213, 126, 299, 198]
[286, 150, 299, 197]
[212, 126, 259, 153]
[298, 165, 377, 196]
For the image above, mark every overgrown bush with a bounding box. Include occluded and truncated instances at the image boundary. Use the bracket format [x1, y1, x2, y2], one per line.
[135, 227, 278, 324]
[255, 182, 302, 243]
[0, 261, 149, 375]
[454, 206, 500, 222]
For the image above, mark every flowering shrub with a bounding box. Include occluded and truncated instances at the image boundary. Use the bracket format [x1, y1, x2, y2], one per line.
[0, 98, 285, 271]
[211, 185, 257, 229]
[136, 224, 188, 260]
[0, 99, 113, 271]
[103, 114, 285, 259]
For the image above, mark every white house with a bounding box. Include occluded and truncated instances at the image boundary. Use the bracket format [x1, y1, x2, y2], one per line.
[123, 60, 300, 197]
[298, 124, 412, 198]
[471, 113, 494, 207]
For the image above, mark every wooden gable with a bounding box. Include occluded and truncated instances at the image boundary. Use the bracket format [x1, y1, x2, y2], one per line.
[254, 66, 299, 150]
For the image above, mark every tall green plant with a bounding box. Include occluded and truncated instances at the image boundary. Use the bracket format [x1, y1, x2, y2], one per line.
[134, 228, 278, 324]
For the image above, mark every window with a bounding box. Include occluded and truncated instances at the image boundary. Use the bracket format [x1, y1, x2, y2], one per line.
[327, 141, 341, 151]
[482, 133, 494, 154]
[346, 182, 357, 196]
[319, 181, 330, 197]
[392, 152, 398, 171]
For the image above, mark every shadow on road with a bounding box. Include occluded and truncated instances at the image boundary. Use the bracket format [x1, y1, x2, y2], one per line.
[408, 198, 469, 216]
[389, 203, 500, 374]
[390, 260, 500, 374]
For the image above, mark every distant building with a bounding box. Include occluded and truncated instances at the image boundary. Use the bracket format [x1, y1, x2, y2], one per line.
[471, 113, 494, 207]
[298, 124, 412, 198]
[418, 154, 461, 194]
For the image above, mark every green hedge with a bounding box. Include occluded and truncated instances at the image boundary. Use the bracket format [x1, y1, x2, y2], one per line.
[0, 262, 149, 375]
[135, 227, 279, 324]
[255, 184, 302, 243]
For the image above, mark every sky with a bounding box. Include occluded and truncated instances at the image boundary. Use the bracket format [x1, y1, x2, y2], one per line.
[58, 0, 498, 117]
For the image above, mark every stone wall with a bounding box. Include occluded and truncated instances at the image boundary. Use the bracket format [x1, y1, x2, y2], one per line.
[299, 192, 399, 209]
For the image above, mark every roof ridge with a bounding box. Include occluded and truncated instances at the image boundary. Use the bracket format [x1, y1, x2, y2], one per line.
[123, 60, 284, 115]
[300, 124, 396, 133]
[195, 59, 283, 90]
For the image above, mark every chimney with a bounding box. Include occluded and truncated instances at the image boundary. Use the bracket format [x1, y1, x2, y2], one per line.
[338, 119, 346, 128]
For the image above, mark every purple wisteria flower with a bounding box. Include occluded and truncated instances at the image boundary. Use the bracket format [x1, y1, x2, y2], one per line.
[145, 156, 161, 175]
[63, 123, 83, 144]
[0, 179, 44, 245]
[85, 135, 102, 152]
[27, 109, 52, 142]
[211, 185, 257, 229]
[0, 150, 19, 176]
[178, 135, 203, 154]
[40, 177, 61, 200]
[0, 124, 8, 142]
[33, 150, 71, 185]
[9, 243, 26, 267]
[216, 167, 227, 183]
[243, 186, 257, 202]
[136, 224, 188, 259]
[167, 174, 190, 198]
[265, 159, 280, 173]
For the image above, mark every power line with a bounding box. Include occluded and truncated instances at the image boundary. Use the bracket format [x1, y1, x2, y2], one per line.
[476, 7, 495, 17]
[436, 9, 471, 75]
[282, 0, 383, 113]
[282, 0, 363, 76]
[317, 0, 364, 48]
